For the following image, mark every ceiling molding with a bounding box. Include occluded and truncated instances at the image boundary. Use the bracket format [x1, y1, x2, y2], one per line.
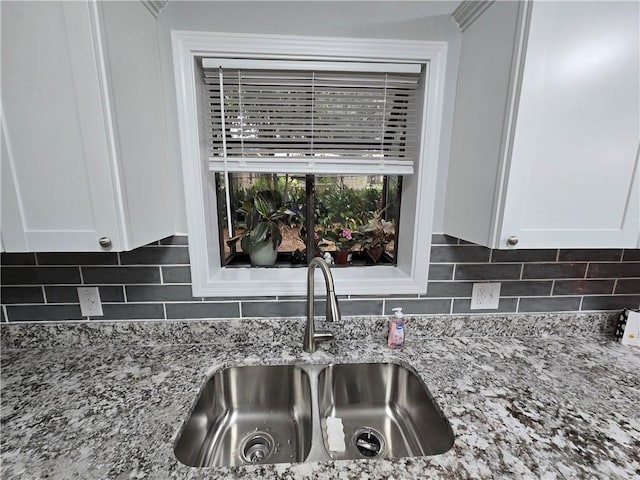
[140, 0, 169, 18]
[452, 1, 495, 31]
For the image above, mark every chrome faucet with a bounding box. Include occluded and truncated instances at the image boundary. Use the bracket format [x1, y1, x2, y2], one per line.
[303, 257, 340, 353]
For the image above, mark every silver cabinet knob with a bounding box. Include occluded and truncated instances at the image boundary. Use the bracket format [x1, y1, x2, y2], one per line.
[98, 236, 112, 248]
[506, 236, 519, 246]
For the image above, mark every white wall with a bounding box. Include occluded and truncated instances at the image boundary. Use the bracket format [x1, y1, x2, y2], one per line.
[156, 1, 461, 232]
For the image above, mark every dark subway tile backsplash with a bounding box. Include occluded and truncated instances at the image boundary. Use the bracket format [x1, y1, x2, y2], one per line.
[45, 286, 125, 303]
[97, 303, 165, 320]
[552, 280, 615, 296]
[159, 235, 189, 246]
[587, 263, 640, 278]
[120, 246, 190, 265]
[425, 281, 474, 298]
[0, 253, 36, 266]
[518, 297, 582, 313]
[1, 287, 45, 304]
[82, 266, 161, 285]
[491, 249, 557, 263]
[622, 250, 640, 261]
[1, 235, 638, 322]
[1, 266, 81, 285]
[581, 295, 640, 311]
[430, 245, 490, 263]
[161, 266, 192, 284]
[6, 304, 84, 322]
[558, 249, 622, 262]
[37, 252, 118, 266]
[523, 263, 587, 279]
[500, 280, 552, 297]
[241, 301, 306, 318]
[125, 285, 200, 302]
[455, 264, 522, 280]
[615, 279, 640, 294]
[427, 264, 454, 280]
[385, 298, 451, 315]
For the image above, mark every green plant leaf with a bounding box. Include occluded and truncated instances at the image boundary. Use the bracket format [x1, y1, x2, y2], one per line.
[253, 196, 270, 218]
[252, 221, 269, 245]
[270, 223, 283, 248]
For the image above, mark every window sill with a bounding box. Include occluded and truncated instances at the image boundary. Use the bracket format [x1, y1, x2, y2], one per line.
[194, 265, 423, 297]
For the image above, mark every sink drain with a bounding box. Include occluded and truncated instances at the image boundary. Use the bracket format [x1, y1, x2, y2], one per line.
[240, 432, 275, 463]
[353, 427, 386, 458]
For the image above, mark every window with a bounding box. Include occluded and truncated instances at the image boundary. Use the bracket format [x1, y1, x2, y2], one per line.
[204, 60, 416, 268]
[172, 32, 448, 296]
[215, 172, 402, 267]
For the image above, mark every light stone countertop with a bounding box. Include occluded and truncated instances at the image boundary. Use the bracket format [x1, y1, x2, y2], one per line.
[1, 314, 639, 479]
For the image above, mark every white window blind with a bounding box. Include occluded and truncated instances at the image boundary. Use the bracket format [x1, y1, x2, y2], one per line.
[201, 59, 423, 175]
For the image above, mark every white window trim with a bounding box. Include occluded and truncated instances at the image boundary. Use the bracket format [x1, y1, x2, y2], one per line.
[171, 31, 448, 297]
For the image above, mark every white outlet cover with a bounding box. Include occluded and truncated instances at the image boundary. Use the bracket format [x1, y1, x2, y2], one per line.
[77, 286, 103, 316]
[470, 283, 501, 310]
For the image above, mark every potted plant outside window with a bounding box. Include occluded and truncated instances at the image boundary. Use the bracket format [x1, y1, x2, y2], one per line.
[227, 190, 297, 266]
[319, 226, 359, 264]
[359, 210, 394, 264]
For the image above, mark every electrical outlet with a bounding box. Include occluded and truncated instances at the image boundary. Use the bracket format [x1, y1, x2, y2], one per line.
[78, 287, 103, 316]
[470, 282, 501, 310]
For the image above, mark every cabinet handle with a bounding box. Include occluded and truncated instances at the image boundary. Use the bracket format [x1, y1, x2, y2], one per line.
[98, 237, 112, 248]
[506, 236, 519, 247]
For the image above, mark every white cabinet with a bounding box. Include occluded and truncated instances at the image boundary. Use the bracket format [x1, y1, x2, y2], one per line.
[1, 1, 175, 252]
[444, 1, 639, 249]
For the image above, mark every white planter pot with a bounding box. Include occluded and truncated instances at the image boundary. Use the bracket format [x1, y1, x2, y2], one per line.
[249, 241, 277, 266]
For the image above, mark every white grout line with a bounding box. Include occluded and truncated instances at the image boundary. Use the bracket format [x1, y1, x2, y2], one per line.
[2, 305, 8, 322]
[555, 249, 560, 263]
[162, 303, 167, 320]
[519, 263, 524, 280]
[117, 252, 121, 266]
[238, 301, 243, 318]
[579, 296, 584, 311]
[159, 266, 164, 284]
[122, 285, 128, 303]
[41, 286, 47, 303]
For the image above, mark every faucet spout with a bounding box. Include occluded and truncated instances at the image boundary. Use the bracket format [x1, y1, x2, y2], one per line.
[304, 257, 340, 353]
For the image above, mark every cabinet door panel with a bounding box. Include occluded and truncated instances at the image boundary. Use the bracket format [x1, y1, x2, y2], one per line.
[1, 1, 121, 252]
[501, 1, 639, 248]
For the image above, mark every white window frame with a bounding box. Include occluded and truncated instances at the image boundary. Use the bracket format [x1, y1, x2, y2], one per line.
[172, 31, 448, 297]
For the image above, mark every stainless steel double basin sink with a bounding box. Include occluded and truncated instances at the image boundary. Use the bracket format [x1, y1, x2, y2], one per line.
[174, 362, 454, 467]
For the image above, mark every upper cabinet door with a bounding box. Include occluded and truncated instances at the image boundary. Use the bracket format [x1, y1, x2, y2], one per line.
[500, 1, 639, 249]
[1, 1, 175, 252]
[445, 1, 639, 249]
[1, 1, 122, 252]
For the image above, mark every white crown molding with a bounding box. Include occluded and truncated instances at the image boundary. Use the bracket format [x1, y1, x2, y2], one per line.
[452, 1, 495, 31]
[140, 0, 169, 18]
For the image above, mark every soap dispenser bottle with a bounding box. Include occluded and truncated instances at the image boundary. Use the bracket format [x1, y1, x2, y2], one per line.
[387, 307, 405, 348]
